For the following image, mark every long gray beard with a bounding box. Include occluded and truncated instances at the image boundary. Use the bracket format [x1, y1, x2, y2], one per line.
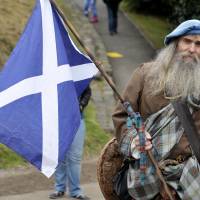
[165, 52, 200, 100]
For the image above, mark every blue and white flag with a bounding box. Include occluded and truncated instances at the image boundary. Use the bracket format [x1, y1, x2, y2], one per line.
[0, 0, 98, 177]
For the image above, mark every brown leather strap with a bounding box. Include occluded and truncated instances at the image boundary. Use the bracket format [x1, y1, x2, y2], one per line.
[172, 101, 200, 163]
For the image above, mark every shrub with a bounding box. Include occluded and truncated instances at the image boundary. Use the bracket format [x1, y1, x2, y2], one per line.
[122, 0, 171, 16]
[168, 0, 200, 26]
[122, 0, 200, 26]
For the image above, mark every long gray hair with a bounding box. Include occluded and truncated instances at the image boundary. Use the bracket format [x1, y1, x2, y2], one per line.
[149, 41, 200, 100]
[148, 42, 177, 96]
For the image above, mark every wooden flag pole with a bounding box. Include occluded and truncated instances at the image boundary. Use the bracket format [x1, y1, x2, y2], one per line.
[49, 1, 174, 199]
[50, 0, 124, 104]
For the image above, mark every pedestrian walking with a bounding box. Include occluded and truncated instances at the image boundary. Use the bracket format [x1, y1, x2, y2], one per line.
[49, 86, 91, 200]
[83, 0, 98, 23]
[111, 19, 200, 199]
[103, 0, 122, 35]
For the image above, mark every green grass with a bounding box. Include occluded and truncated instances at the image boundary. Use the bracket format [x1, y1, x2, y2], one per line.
[0, 144, 27, 168]
[84, 102, 112, 158]
[121, 4, 171, 49]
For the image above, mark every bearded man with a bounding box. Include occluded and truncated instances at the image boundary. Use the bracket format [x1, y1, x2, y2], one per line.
[112, 19, 200, 200]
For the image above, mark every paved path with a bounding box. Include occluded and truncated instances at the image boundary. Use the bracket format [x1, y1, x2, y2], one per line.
[0, 183, 104, 200]
[72, 0, 155, 92]
[0, 160, 102, 200]
[0, 1, 155, 200]
[93, 0, 155, 92]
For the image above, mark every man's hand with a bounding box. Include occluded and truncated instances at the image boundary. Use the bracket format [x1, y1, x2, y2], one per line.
[130, 131, 152, 159]
[135, 131, 152, 151]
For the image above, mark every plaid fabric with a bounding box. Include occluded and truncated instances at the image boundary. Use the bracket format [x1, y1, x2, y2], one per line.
[120, 117, 138, 157]
[123, 103, 200, 200]
[179, 157, 200, 200]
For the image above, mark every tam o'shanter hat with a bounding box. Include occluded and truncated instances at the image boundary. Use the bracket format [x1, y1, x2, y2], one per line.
[164, 19, 200, 45]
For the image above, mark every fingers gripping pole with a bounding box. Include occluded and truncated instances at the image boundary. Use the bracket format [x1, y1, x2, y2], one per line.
[123, 102, 174, 200]
[124, 102, 147, 185]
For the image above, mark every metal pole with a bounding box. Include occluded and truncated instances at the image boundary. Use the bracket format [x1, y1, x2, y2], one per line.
[50, 1, 174, 199]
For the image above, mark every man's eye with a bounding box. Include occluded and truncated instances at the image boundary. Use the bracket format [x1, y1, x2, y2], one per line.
[195, 41, 200, 47]
[182, 38, 192, 44]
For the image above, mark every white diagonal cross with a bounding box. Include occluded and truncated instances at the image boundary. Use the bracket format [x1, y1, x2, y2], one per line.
[0, 0, 97, 177]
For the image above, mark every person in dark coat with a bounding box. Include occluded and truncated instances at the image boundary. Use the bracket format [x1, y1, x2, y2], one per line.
[103, 0, 122, 35]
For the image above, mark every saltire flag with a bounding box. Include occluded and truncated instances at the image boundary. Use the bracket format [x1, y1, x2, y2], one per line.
[0, 0, 98, 177]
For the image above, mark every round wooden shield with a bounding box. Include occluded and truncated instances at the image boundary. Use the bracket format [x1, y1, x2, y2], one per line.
[97, 138, 123, 200]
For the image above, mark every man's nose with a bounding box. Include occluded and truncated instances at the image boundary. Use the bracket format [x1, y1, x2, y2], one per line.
[188, 43, 196, 53]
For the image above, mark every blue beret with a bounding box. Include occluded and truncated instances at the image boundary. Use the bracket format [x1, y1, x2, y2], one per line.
[164, 19, 200, 45]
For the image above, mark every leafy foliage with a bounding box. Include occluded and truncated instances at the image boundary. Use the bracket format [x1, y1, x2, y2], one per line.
[168, 0, 200, 26]
[122, 0, 171, 16]
[122, 0, 200, 26]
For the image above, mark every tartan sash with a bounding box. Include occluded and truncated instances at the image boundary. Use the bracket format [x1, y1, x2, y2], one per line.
[127, 103, 200, 200]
